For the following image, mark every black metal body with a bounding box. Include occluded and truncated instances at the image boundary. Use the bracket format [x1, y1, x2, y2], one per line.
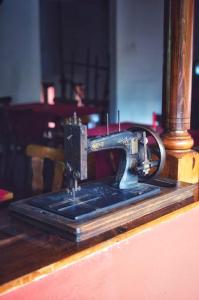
[10, 119, 166, 242]
[64, 119, 165, 191]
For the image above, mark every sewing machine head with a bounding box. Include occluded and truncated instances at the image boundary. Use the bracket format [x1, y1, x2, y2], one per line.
[64, 113, 166, 193]
[10, 114, 166, 242]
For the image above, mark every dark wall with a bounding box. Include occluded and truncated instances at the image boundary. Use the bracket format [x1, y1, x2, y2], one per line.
[40, 0, 109, 100]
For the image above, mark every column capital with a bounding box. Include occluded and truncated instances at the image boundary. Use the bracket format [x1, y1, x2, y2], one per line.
[162, 130, 194, 151]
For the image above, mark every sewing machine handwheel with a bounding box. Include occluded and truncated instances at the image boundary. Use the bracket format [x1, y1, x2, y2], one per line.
[128, 126, 166, 181]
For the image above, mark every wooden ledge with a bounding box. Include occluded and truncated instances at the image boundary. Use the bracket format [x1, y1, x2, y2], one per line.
[1, 201, 198, 295]
[162, 150, 199, 183]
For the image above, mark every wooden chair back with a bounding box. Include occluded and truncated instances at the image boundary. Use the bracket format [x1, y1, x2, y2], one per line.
[26, 144, 114, 196]
[26, 144, 65, 194]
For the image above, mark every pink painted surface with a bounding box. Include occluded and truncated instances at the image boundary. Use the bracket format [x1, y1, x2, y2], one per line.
[2, 205, 199, 300]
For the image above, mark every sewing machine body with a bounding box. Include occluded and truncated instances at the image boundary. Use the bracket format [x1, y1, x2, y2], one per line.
[64, 118, 165, 192]
[10, 117, 166, 242]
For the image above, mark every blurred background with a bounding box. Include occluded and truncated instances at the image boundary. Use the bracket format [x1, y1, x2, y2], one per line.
[0, 0, 199, 200]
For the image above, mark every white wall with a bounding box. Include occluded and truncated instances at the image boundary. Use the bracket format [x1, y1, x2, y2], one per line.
[0, 0, 41, 103]
[110, 0, 164, 124]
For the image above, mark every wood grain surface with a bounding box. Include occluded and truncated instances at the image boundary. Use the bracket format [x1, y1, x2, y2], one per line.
[162, 149, 199, 183]
[10, 183, 197, 242]
[162, 0, 194, 150]
[0, 183, 198, 294]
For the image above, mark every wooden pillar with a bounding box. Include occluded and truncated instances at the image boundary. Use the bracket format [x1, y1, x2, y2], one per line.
[162, 0, 199, 183]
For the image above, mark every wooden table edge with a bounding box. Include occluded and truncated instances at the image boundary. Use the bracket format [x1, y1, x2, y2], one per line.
[1, 201, 199, 295]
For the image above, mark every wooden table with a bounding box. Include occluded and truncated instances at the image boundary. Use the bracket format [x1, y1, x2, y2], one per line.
[0, 183, 198, 299]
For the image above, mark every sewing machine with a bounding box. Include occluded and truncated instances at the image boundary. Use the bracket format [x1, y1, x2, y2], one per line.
[64, 114, 165, 192]
[10, 114, 168, 242]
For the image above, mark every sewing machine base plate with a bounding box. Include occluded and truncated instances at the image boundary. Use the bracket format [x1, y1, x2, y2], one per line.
[10, 182, 196, 242]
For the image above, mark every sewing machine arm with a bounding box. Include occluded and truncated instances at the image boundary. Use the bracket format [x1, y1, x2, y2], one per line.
[64, 119, 165, 191]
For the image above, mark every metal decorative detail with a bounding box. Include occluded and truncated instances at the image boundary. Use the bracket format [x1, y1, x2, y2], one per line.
[118, 136, 130, 146]
[63, 114, 166, 193]
[90, 141, 104, 151]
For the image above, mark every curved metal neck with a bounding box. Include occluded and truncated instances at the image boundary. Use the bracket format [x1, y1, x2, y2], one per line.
[88, 131, 135, 152]
[88, 131, 139, 189]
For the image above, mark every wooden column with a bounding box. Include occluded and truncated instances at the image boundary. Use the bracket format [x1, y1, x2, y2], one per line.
[162, 0, 199, 183]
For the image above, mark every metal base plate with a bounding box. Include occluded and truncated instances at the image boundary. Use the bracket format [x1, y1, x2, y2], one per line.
[12, 182, 160, 224]
[10, 182, 196, 242]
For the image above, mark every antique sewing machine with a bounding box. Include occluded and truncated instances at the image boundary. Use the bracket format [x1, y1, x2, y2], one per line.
[10, 113, 168, 242]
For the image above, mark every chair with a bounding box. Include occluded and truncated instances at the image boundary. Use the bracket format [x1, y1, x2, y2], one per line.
[26, 144, 65, 195]
[26, 143, 117, 196]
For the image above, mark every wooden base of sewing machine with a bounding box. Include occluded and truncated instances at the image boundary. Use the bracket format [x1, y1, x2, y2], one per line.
[10, 181, 197, 242]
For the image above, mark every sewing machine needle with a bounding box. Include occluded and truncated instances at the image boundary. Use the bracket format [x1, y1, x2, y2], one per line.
[143, 131, 148, 161]
[106, 113, 109, 135]
[71, 179, 78, 201]
[73, 112, 77, 124]
[72, 188, 76, 201]
[118, 110, 121, 132]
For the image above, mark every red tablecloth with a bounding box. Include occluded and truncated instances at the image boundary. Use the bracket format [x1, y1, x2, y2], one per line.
[9, 103, 101, 118]
[0, 189, 13, 202]
[8, 103, 103, 143]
